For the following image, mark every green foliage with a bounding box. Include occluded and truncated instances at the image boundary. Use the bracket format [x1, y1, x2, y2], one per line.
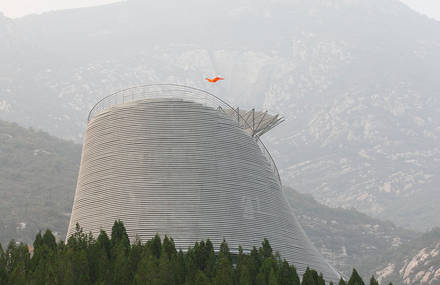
[300, 267, 327, 285]
[369, 275, 379, 285]
[195, 270, 210, 285]
[219, 239, 232, 263]
[260, 238, 273, 259]
[0, 120, 82, 245]
[111, 220, 130, 250]
[347, 269, 365, 285]
[215, 256, 233, 285]
[0, 221, 381, 284]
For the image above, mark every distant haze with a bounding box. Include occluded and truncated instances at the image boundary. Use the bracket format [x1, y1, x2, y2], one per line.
[0, 0, 123, 18]
[0, 0, 440, 20]
[400, 0, 440, 20]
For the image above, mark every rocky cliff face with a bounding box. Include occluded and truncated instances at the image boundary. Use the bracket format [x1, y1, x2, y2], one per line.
[284, 187, 419, 279]
[364, 229, 440, 285]
[0, 0, 439, 231]
[287, 188, 440, 285]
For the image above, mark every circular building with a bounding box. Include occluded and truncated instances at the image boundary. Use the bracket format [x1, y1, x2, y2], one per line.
[67, 84, 340, 281]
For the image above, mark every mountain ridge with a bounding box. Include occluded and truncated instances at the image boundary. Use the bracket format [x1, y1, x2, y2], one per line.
[0, 0, 439, 231]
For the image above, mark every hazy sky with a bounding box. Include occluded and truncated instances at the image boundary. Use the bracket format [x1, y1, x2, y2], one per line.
[0, 0, 123, 18]
[400, 0, 440, 20]
[0, 0, 439, 21]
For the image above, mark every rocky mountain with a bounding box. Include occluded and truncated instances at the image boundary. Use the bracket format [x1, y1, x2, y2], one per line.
[0, 120, 80, 245]
[0, 0, 439, 231]
[362, 228, 440, 285]
[289, 187, 440, 285]
[284, 187, 419, 281]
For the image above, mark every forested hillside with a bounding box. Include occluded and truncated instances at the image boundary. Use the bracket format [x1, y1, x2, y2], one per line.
[0, 120, 81, 245]
[3, 120, 440, 284]
[288, 190, 440, 284]
[285, 188, 418, 278]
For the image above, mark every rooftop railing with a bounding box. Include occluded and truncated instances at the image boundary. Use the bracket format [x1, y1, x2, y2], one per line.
[87, 84, 282, 186]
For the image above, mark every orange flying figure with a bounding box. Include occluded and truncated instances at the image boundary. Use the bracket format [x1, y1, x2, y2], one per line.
[205, 77, 224, 83]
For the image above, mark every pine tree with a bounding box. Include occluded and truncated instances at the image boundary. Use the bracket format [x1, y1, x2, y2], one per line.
[339, 278, 347, 285]
[290, 265, 301, 285]
[259, 257, 276, 284]
[318, 273, 326, 285]
[134, 252, 159, 285]
[260, 238, 273, 259]
[348, 269, 365, 285]
[8, 265, 26, 284]
[150, 233, 162, 259]
[279, 260, 300, 285]
[66, 223, 89, 251]
[33, 232, 43, 253]
[246, 246, 259, 285]
[111, 220, 130, 250]
[238, 264, 252, 285]
[219, 239, 232, 263]
[96, 229, 111, 259]
[194, 270, 211, 285]
[162, 236, 177, 260]
[302, 267, 320, 285]
[268, 268, 278, 285]
[369, 276, 379, 285]
[45, 261, 58, 285]
[90, 243, 111, 284]
[112, 245, 130, 284]
[215, 257, 233, 285]
[73, 249, 90, 284]
[158, 248, 175, 285]
[205, 240, 216, 279]
[42, 229, 57, 251]
[128, 239, 144, 281]
[62, 250, 75, 285]
[175, 249, 186, 285]
[256, 271, 266, 285]
[185, 248, 199, 284]
[193, 242, 203, 271]
[6, 241, 30, 281]
[32, 260, 48, 285]
[0, 244, 7, 284]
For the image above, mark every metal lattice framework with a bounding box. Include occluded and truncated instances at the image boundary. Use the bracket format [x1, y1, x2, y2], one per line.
[221, 108, 285, 138]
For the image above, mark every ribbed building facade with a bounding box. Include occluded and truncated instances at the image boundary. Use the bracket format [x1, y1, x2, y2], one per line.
[67, 85, 340, 281]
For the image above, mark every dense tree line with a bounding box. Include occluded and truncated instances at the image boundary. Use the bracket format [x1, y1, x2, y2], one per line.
[0, 221, 390, 285]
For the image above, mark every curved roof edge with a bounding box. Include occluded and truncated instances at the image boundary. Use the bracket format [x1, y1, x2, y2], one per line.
[88, 84, 283, 185]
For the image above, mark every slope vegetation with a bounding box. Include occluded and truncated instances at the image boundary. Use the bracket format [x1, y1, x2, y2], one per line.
[363, 228, 440, 285]
[0, 120, 80, 245]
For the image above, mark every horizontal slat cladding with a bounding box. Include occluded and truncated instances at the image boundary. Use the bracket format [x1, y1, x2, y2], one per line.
[67, 99, 340, 282]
